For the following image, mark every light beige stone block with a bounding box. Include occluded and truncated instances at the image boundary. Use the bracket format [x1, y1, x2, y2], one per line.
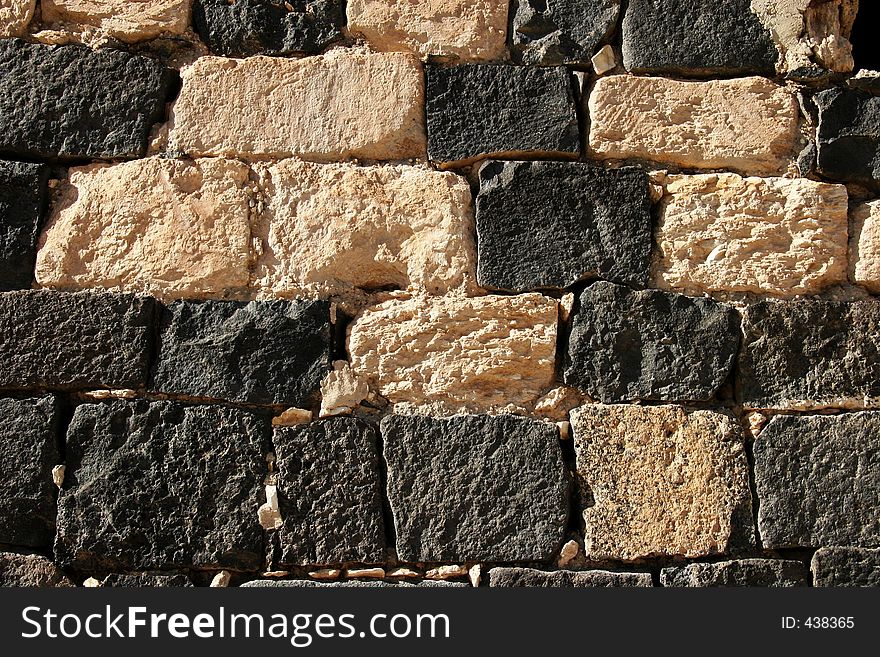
[0, 0, 35, 37]
[41, 0, 191, 42]
[851, 200, 880, 294]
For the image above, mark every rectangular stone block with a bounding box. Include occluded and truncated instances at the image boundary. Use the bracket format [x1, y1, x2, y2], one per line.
[101, 573, 193, 587]
[812, 547, 880, 587]
[814, 88, 880, 191]
[41, 0, 191, 42]
[0, 0, 34, 37]
[660, 560, 808, 587]
[0, 552, 72, 587]
[851, 201, 880, 293]
[654, 173, 849, 298]
[488, 567, 651, 588]
[1, 160, 48, 291]
[242, 580, 466, 587]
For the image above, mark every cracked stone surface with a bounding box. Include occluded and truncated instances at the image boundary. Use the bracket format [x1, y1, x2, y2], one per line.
[812, 547, 880, 587]
[814, 88, 880, 192]
[661, 559, 808, 587]
[488, 567, 652, 587]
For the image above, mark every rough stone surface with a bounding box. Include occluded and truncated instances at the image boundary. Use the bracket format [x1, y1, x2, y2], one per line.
[274, 418, 385, 566]
[193, 0, 344, 57]
[653, 173, 850, 297]
[56, 400, 270, 571]
[851, 201, 880, 293]
[572, 404, 753, 561]
[739, 301, 880, 410]
[348, 294, 558, 412]
[382, 414, 569, 563]
[564, 282, 740, 403]
[488, 567, 651, 588]
[0, 397, 60, 548]
[588, 75, 798, 175]
[0, 0, 34, 37]
[0, 39, 172, 161]
[814, 88, 880, 192]
[475, 161, 651, 292]
[242, 580, 466, 587]
[0, 160, 48, 291]
[661, 559, 808, 587]
[101, 573, 193, 587]
[152, 299, 331, 406]
[348, 0, 507, 62]
[0, 553, 73, 587]
[812, 547, 880, 587]
[36, 158, 252, 299]
[169, 51, 426, 162]
[755, 413, 880, 549]
[0, 291, 156, 391]
[426, 64, 579, 168]
[41, 0, 191, 43]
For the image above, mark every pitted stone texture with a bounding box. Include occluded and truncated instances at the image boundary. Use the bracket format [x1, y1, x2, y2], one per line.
[572, 404, 753, 561]
[274, 418, 385, 566]
[152, 299, 331, 407]
[739, 301, 880, 410]
[243, 580, 466, 587]
[661, 560, 808, 587]
[41, 0, 191, 43]
[348, 0, 508, 62]
[488, 568, 651, 588]
[814, 88, 880, 192]
[0, 397, 60, 548]
[755, 413, 880, 549]
[169, 51, 426, 162]
[101, 573, 193, 587]
[56, 401, 270, 572]
[0, 553, 72, 587]
[36, 158, 252, 300]
[851, 201, 880, 293]
[812, 547, 880, 587]
[348, 294, 558, 412]
[1, 160, 48, 291]
[0, 39, 171, 161]
[253, 160, 475, 298]
[193, 0, 344, 57]
[382, 414, 569, 562]
[0, 0, 34, 37]
[426, 64, 579, 168]
[588, 76, 798, 176]
[654, 173, 849, 298]
[0, 291, 155, 391]
[564, 282, 739, 403]
[475, 161, 651, 292]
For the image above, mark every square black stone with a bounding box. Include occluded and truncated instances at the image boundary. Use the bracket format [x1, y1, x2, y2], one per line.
[815, 88, 880, 191]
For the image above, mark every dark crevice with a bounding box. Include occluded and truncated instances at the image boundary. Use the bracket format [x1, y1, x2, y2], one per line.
[375, 428, 398, 563]
[852, 2, 880, 72]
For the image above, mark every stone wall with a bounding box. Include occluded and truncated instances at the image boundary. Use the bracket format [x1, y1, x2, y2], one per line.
[0, 1, 878, 589]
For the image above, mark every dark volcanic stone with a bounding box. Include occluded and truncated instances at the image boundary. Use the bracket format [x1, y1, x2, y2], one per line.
[102, 573, 193, 587]
[488, 567, 652, 588]
[426, 64, 579, 167]
[0, 39, 172, 161]
[660, 560, 808, 587]
[193, 0, 344, 57]
[621, 0, 778, 76]
[475, 161, 652, 291]
[511, 0, 621, 66]
[0, 553, 73, 587]
[812, 547, 880, 587]
[241, 580, 466, 587]
[0, 397, 60, 548]
[814, 88, 880, 191]
[738, 301, 880, 408]
[564, 282, 740, 403]
[382, 414, 569, 563]
[0, 160, 49, 291]
[274, 417, 385, 566]
[151, 299, 331, 406]
[754, 413, 880, 549]
[55, 400, 271, 572]
[0, 291, 156, 391]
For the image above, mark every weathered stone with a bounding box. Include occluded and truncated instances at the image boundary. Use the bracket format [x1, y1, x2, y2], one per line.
[426, 64, 579, 168]
[0, 553, 72, 587]
[653, 173, 849, 298]
[56, 400, 270, 571]
[475, 161, 651, 292]
[851, 201, 880, 293]
[274, 418, 385, 566]
[812, 547, 880, 587]
[0, 0, 34, 37]
[0, 39, 172, 160]
[0, 160, 48, 291]
[242, 580, 466, 587]
[588, 76, 799, 176]
[319, 361, 369, 417]
[0, 397, 60, 548]
[755, 413, 880, 549]
[0, 291, 156, 391]
[382, 414, 569, 562]
[564, 282, 739, 403]
[348, 294, 558, 412]
[169, 51, 426, 162]
[152, 299, 331, 406]
[488, 568, 651, 588]
[348, 0, 508, 62]
[814, 88, 880, 192]
[572, 404, 753, 561]
[738, 301, 880, 410]
[193, 0, 344, 57]
[41, 0, 191, 43]
[101, 573, 193, 587]
[661, 560, 808, 587]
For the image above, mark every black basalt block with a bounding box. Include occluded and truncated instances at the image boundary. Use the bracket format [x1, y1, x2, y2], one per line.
[814, 88, 880, 191]
[0, 160, 49, 291]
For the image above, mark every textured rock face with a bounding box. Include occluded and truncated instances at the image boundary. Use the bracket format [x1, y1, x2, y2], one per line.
[170, 51, 426, 162]
[653, 173, 849, 297]
[812, 547, 880, 587]
[152, 300, 331, 406]
[488, 567, 651, 588]
[243, 580, 466, 587]
[851, 201, 880, 293]
[0, 0, 34, 37]
[564, 282, 740, 403]
[0, 291, 156, 391]
[0, 40, 171, 160]
[0, 397, 60, 548]
[348, 0, 508, 62]
[274, 418, 386, 566]
[382, 414, 569, 562]
[36, 158, 252, 299]
[348, 294, 558, 411]
[56, 401, 270, 571]
[41, 0, 191, 42]
[426, 64, 579, 167]
[475, 161, 652, 292]
[755, 413, 880, 549]
[572, 404, 753, 561]
[739, 301, 880, 410]
[102, 573, 193, 587]
[253, 160, 475, 297]
[814, 88, 880, 192]
[661, 560, 808, 587]
[588, 76, 798, 175]
[0, 553, 73, 587]
[0, 160, 48, 291]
